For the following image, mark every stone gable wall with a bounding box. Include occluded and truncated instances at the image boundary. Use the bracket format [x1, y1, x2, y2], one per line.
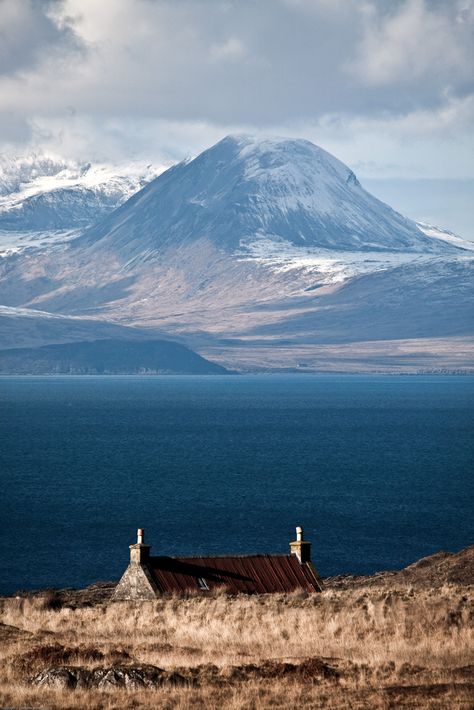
[112, 564, 158, 601]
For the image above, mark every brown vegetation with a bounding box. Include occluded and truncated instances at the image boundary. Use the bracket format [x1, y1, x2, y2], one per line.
[1, 549, 473, 709]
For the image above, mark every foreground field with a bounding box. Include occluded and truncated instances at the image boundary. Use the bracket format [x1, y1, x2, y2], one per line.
[1, 548, 473, 709]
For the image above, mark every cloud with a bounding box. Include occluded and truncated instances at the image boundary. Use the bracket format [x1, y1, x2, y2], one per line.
[4, 0, 472, 121]
[0, 110, 32, 143]
[0, 0, 472, 180]
[350, 0, 474, 93]
[0, 0, 79, 75]
[209, 37, 247, 62]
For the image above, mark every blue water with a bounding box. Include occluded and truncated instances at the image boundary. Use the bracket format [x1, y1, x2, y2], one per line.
[1, 375, 473, 594]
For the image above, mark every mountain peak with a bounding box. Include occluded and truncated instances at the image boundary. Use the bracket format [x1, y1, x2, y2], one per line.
[220, 132, 320, 148]
[81, 135, 458, 257]
[216, 133, 359, 193]
[218, 132, 313, 149]
[210, 133, 351, 177]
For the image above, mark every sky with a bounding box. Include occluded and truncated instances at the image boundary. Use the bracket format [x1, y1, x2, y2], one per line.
[0, 0, 473, 237]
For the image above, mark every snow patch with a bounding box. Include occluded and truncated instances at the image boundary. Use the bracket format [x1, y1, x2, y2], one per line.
[416, 222, 474, 251]
[0, 229, 80, 257]
[0, 305, 73, 319]
[237, 234, 473, 286]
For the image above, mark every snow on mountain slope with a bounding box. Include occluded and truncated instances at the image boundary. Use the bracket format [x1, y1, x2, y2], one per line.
[80, 134, 460, 258]
[416, 221, 474, 251]
[0, 154, 164, 233]
[238, 237, 430, 284]
[0, 135, 472, 371]
[249, 257, 474, 343]
[0, 229, 80, 257]
[236, 225, 474, 286]
[0, 154, 72, 195]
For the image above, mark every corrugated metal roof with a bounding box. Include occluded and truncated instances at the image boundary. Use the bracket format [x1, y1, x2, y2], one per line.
[148, 555, 321, 594]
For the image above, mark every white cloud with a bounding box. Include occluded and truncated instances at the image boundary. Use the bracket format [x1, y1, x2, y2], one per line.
[0, 0, 472, 184]
[351, 0, 474, 88]
[5, 0, 472, 123]
[209, 38, 247, 62]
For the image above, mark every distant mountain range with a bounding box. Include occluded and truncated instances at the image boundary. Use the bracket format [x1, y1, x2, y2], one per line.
[0, 135, 472, 373]
[0, 154, 163, 234]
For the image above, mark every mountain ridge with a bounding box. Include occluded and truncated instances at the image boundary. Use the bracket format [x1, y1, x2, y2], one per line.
[0, 135, 472, 372]
[78, 134, 459, 258]
[0, 154, 164, 232]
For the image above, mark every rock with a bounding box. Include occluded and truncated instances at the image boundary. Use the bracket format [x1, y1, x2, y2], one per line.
[31, 664, 187, 690]
[33, 667, 78, 689]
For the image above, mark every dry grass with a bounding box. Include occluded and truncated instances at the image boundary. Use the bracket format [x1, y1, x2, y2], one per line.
[1, 584, 473, 709]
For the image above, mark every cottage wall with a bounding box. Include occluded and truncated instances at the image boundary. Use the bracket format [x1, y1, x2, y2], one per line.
[113, 563, 158, 601]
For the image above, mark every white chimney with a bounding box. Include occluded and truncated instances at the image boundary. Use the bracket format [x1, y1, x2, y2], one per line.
[129, 527, 150, 564]
[290, 525, 311, 563]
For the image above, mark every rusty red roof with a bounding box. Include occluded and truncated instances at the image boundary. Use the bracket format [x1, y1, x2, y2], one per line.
[147, 554, 322, 594]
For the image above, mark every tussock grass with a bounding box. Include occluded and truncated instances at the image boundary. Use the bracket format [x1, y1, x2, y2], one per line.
[1, 584, 473, 708]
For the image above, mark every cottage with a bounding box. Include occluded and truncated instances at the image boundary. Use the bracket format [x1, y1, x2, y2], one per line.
[113, 526, 322, 600]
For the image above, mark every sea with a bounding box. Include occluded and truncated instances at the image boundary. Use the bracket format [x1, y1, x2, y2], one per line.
[1, 375, 473, 595]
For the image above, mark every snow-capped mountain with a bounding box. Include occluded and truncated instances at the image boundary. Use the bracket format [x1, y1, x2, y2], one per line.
[0, 154, 164, 232]
[0, 135, 472, 372]
[80, 134, 457, 258]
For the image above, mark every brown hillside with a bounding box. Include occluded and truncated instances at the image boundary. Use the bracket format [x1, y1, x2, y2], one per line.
[325, 545, 474, 590]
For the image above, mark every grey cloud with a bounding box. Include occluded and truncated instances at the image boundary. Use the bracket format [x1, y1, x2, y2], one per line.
[0, 0, 471, 238]
[0, 0, 473, 190]
[0, 109, 32, 142]
[1, 0, 473, 125]
[350, 0, 474, 98]
[0, 0, 80, 76]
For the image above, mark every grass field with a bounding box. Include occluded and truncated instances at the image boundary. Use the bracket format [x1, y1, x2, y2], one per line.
[1, 577, 473, 709]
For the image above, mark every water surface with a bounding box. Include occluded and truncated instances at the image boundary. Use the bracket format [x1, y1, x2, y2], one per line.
[1, 375, 473, 594]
